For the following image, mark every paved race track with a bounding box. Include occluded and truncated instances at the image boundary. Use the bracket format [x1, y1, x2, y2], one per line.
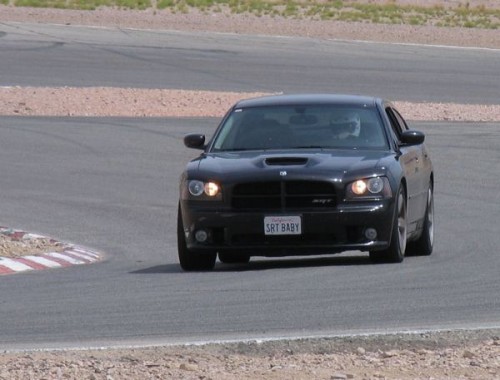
[0, 23, 499, 349]
[0, 22, 499, 103]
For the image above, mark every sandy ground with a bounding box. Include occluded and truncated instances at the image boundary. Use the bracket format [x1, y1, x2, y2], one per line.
[0, 230, 67, 258]
[1, 4, 499, 379]
[1, 86, 500, 121]
[1, 331, 499, 379]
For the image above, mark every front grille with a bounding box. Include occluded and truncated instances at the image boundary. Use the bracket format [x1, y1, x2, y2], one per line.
[232, 181, 337, 210]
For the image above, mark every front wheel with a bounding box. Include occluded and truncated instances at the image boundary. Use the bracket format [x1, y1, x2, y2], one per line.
[177, 206, 216, 271]
[407, 183, 434, 256]
[370, 185, 407, 264]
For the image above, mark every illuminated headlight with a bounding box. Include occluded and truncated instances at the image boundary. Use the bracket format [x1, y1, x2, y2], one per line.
[347, 176, 392, 199]
[188, 180, 221, 198]
[204, 182, 220, 197]
[351, 180, 367, 195]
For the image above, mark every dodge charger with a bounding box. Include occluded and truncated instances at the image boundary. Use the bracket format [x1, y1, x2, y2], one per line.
[178, 94, 434, 270]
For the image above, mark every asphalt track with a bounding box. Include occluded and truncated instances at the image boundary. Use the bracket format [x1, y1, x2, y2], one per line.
[1, 22, 500, 103]
[0, 23, 499, 350]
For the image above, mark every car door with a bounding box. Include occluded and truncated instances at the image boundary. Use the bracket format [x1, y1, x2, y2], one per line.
[385, 107, 424, 232]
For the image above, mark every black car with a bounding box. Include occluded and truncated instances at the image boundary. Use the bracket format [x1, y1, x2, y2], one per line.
[178, 94, 434, 270]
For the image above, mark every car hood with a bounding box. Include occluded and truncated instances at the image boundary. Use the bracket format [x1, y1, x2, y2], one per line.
[188, 150, 395, 183]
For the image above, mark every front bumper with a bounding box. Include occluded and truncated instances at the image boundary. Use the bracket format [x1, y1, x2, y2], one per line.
[180, 199, 396, 257]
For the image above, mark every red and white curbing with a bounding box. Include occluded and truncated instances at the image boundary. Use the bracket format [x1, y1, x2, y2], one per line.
[0, 228, 101, 276]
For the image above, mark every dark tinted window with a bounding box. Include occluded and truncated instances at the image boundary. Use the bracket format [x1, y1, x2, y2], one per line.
[212, 105, 389, 151]
[385, 107, 408, 141]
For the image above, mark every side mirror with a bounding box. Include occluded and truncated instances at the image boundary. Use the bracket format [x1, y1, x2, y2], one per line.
[400, 130, 425, 146]
[184, 134, 206, 150]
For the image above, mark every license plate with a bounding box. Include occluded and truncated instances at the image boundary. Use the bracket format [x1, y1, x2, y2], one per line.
[264, 216, 302, 235]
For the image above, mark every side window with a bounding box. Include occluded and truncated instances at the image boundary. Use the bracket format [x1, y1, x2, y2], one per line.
[385, 107, 404, 141]
[392, 108, 409, 131]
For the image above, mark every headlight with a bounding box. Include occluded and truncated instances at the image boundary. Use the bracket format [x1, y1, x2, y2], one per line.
[204, 182, 220, 197]
[188, 180, 205, 196]
[351, 180, 368, 195]
[367, 177, 384, 193]
[346, 176, 391, 199]
[187, 180, 221, 199]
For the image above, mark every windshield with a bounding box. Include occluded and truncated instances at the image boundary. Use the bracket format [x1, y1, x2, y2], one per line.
[211, 104, 389, 151]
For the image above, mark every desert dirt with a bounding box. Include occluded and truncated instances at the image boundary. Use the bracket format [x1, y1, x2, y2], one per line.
[0, 228, 68, 258]
[0, 331, 499, 379]
[1, 3, 500, 379]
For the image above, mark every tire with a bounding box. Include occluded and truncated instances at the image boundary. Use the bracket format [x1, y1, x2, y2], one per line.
[370, 185, 407, 264]
[177, 206, 216, 271]
[407, 183, 434, 256]
[218, 251, 251, 264]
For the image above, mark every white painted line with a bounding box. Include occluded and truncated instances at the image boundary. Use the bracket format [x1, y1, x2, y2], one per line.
[44, 252, 85, 265]
[6, 324, 500, 353]
[325, 37, 500, 53]
[0, 258, 34, 272]
[23, 233, 46, 239]
[24, 255, 62, 268]
[72, 246, 100, 258]
[66, 250, 98, 262]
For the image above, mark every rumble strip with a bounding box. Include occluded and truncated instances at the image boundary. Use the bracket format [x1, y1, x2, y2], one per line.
[0, 228, 101, 276]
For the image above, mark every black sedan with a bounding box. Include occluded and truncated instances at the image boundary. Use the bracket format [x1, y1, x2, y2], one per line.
[178, 94, 434, 270]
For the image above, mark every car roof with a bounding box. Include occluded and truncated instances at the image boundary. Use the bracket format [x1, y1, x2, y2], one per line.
[234, 94, 382, 109]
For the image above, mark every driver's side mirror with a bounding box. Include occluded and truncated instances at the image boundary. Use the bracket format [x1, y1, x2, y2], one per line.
[400, 130, 425, 146]
[184, 134, 206, 150]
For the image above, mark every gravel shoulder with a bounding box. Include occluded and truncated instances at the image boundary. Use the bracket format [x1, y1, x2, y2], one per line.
[1, 330, 499, 379]
[0, 228, 68, 258]
[1, 4, 500, 378]
[1, 87, 500, 121]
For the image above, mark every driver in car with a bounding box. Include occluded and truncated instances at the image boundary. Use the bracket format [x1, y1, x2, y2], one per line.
[329, 110, 361, 141]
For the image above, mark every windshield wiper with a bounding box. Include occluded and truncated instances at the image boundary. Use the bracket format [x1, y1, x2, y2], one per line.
[291, 145, 325, 149]
[217, 148, 255, 152]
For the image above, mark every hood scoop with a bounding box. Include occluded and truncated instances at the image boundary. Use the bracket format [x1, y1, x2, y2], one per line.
[265, 157, 309, 166]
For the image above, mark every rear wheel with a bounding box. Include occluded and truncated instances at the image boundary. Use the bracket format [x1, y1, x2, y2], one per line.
[407, 183, 434, 256]
[218, 251, 251, 264]
[177, 206, 216, 271]
[370, 185, 407, 263]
